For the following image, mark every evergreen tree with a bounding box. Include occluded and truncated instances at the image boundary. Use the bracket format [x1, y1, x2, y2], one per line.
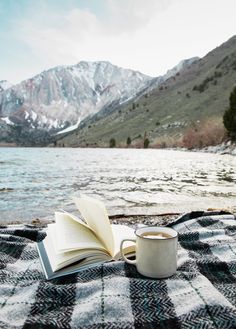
[144, 138, 150, 148]
[127, 137, 131, 146]
[223, 87, 236, 139]
[109, 138, 116, 148]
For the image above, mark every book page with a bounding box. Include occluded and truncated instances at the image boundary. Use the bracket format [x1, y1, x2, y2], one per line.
[74, 195, 114, 255]
[43, 235, 110, 272]
[54, 212, 108, 253]
[58, 209, 89, 228]
[111, 224, 136, 259]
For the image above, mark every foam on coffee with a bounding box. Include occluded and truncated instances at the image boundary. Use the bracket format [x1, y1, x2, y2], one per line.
[140, 231, 172, 239]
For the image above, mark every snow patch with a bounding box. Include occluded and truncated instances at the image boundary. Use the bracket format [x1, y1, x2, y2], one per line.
[31, 110, 37, 121]
[56, 118, 81, 135]
[41, 115, 48, 124]
[51, 119, 59, 129]
[0, 80, 13, 91]
[1, 117, 14, 126]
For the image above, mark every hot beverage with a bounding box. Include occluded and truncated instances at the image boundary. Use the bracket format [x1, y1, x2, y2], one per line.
[140, 231, 173, 239]
[120, 226, 178, 278]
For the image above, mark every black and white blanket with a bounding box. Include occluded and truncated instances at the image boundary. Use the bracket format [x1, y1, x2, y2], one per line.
[0, 212, 236, 328]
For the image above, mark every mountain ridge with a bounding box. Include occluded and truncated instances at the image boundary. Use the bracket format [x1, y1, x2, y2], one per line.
[56, 35, 236, 148]
[0, 58, 195, 145]
[0, 61, 153, 144]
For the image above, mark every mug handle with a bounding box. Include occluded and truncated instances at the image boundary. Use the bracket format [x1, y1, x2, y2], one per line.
[120, 239, 136, 265]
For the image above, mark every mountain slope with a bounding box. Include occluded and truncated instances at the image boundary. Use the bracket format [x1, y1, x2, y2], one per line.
[58, 36, 236, 148]
[0, 61, 153, 145]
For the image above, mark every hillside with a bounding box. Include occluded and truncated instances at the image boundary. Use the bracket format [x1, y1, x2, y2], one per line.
[57, 36, 236, 148]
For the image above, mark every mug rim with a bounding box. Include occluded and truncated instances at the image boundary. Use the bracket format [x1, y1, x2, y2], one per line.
[135, 226, 178, 240]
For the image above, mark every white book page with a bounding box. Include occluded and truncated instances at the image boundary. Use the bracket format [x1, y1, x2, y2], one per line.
[74, 195, 114, 255]
[47, 223, 60, 251]
[44, 235, 110, 272]
[58, 210, 89, 228]
[111, 224, 136, 259]
[54, 212, 108, 253]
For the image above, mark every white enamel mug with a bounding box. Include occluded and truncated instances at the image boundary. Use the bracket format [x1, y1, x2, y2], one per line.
[120, 226, 178, 278]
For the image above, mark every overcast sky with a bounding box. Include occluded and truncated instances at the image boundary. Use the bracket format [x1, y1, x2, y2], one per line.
[0, 0, 236, 84]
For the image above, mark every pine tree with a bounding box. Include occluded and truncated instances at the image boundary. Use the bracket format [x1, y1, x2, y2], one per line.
[109, 138, 116, 148]
[223, 87, 236, 139]
[144, 138, 150, 148]
[127, 137, 131, 146]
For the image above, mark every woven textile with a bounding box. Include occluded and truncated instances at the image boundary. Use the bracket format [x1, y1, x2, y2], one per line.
[0, 212, 236, 329]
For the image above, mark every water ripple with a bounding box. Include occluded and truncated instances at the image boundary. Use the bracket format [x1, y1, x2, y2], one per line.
[0, 148, 235, 222]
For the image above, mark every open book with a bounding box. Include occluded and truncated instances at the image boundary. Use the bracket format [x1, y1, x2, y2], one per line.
[37, 195, 135, 280]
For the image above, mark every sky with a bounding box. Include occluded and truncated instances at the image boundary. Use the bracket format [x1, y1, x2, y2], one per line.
[0, 0, 236, 84]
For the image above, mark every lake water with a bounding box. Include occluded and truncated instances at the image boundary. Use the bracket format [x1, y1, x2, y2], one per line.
[0, 148, 235, 223]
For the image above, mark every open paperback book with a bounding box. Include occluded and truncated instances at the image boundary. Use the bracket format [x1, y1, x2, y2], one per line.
[37, 195, 135, 280]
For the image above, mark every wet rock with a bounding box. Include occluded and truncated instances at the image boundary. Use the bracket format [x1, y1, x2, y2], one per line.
[0, 188, 14, 192]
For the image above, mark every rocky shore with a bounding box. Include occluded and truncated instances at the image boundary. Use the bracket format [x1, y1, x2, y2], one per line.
[10, 213, 180, 229]
[200, 141, 236, 155]
[168, 141, 236, 156]
[109, 214, 180, 228]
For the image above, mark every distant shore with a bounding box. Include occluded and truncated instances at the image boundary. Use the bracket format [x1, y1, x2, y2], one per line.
[0, 142, 17, 147]
[0, 141, 235, 155]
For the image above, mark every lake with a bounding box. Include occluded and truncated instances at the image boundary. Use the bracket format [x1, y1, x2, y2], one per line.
[0, 147, 235, 223]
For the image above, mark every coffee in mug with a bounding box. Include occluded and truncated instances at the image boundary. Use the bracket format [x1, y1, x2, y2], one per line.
[140, 231, 173, 239]
[120, 226, 178, 278]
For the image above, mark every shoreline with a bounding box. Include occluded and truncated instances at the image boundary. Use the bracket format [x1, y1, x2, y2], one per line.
[1, 214, 181, 228]
[0, 142, 235, 155]
[2, 209, 235, 227]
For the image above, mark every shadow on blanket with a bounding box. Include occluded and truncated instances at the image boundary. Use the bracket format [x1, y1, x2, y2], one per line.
[0, 211, 236, 329]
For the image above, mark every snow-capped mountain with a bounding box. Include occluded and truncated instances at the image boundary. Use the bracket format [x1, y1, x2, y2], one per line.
[0, 61, 153, 136]
[0, 80, 13, 92]
[0, 58, 201, 145]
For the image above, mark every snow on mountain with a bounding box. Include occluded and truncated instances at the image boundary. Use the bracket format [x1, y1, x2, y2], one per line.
[0, 80, 13, 92]
[56, 119, 81, 135]
[1, 117, 15, 125]
[0, 61, 154, 135]
[164, 57, 199, 80]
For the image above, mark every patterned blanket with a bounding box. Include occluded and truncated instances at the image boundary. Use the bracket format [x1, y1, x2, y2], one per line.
[0, 211, 236, 329]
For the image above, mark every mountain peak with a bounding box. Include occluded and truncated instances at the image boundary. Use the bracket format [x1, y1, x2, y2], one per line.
[0, 60, 153, 145]
[0, 80, 13, 92]
[76, 60, 112, 66]
[164, 57, 199, 79]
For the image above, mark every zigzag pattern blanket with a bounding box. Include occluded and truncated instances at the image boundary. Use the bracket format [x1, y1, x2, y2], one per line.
[0, 212, 236, 329]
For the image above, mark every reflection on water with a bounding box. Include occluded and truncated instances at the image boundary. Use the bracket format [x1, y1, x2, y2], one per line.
[0, 148, 235, 223]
